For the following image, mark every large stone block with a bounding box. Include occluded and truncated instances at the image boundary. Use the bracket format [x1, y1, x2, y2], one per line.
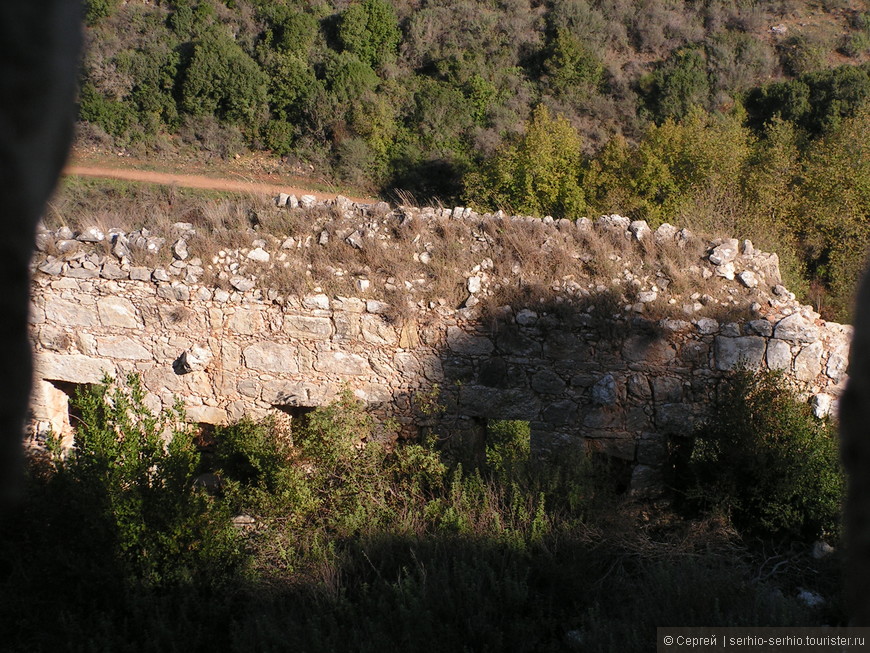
[360, 315, 398, 345]
[713, 336, 765, 370]
[186, 405, 228, 425]
[227, 308, 265, 335]
[773, 312, 818, 343]
[44, 297, 96, 327]
[243, 342, 299, 374]
[315, 351, 371, 375]
[447, 326, 494, 356]
[458, 385, 540, 420]
[622, 334, 676, 365]
[766, 339, 791, 371]
[97, 296, 142, 328]
[36, 352, 114, 384]
[284, 315, 333, 340]
[96, 336, 152, 360]
[794, 341, 823, 382]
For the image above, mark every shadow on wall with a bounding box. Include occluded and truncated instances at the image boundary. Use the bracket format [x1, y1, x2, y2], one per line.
[401, 282, 766, 494]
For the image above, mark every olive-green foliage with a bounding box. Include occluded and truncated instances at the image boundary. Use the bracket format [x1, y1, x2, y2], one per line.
[587, 107, 751, 229]
[543, 28, 603, 99]
[85, 0, 121, 25]
[745, 63, 870, 136]
[799, 105, 870, 320]
[55, 374, 242, 587]
[464, 104, 586, 218]
[646, 46, 711, 123]
[181, 28, 269, 127]
[338, 0, 401, 69]
[686, 368, 843, 539]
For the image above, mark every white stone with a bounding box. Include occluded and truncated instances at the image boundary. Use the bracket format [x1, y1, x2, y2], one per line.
[246, 247, 270, 263]
[812, 393, 833, 419]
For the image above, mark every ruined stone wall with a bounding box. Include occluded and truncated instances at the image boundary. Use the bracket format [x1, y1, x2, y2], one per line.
[27, 201, 853, 491]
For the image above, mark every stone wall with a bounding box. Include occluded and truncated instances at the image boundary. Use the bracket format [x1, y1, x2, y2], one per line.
[28, 200, 852, 491]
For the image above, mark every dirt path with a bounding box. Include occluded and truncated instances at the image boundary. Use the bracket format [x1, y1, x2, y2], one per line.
[63, 164, 377, 204]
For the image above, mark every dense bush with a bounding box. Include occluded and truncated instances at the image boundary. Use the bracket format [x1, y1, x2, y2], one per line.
[684, 368, 844, 539]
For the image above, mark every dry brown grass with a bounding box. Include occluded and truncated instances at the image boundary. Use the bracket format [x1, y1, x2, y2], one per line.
[45, 178, 771, 324]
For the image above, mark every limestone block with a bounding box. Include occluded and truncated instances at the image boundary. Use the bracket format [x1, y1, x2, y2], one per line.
[627, 374, 652, 399]
[284, 315, 333, 340]
[353, 384, 391, 403]
[766, 339, 792, 371]
[708, 239, 739, 265]
[421, 356, 444, 382]
[774, 313, 818, 343]
[655, 402, 698, 434]
[826, 352, 848, 383]
[394, 352, 421, 377]
[36, 352, 114, 384]
[794, 341, 823, 382]
[96, 336, 152, 360]
[38, 326, 73, 351]
[591, 374, 618, 405]
[238, 379, 260, 398]
[302, 293, 330, 310]
[333, 311, 361, 340]
[361, 314, 399, 345]
[714, 336, 766, 370]
[583, 406, 623, 429]
[636, 434, 667, 466]
[680, 341, 710, 367]
[97, 296, 141, 328]
[220, 340, 241, 371]
[652, 376, 682, 403]
[622, 335, 676, 365]
[186, 405, 227, 425]
[44, 297, 97, 327]
[531, 369, 566, 394]
[243, 343, 300, 374]
[314, 351, 370, 376]
[542, 331, 592, 361]
[227, 308, 265, 335]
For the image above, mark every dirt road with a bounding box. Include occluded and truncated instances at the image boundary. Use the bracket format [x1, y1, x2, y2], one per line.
[63, 164, 376, 204]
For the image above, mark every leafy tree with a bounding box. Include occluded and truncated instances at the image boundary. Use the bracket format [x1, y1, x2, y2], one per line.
[543, 28, 603, 99]
[629, 107, 752, 228]
[180, 28, 269, 130]
[464, 104, 586, 219]
[798, 105, 870, 319]
[646, 46, 711, 123]
[338, 0, 401, 69]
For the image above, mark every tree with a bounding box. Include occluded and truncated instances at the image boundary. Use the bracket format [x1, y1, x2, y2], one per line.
[338, 0, 400, 70]
[647, 47, 710, 123]
[543, 28, 603, 99]
[180, 28, 269, 130]
[464, 104, 586, 219]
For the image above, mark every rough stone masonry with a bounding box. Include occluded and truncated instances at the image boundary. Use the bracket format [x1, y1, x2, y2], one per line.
[27, 199, 852, 492]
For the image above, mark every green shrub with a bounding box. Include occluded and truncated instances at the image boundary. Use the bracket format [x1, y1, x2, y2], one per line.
[685, 368, 843, 539]
[338, 0, 401, 69]
[57, 374, 242, 587]
[180, 28, 269, 129]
